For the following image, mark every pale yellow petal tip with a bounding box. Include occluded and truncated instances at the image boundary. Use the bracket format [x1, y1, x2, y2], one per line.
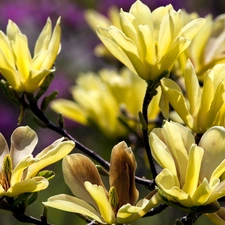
[56, 17, 61, 25]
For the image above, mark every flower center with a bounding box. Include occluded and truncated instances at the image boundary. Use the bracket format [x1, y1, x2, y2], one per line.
[0, 155, 12, 191]
[109, 186, 119, 215]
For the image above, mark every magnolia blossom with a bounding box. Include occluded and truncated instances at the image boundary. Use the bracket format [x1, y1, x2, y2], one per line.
[178, 13, 225, 78]
[0, 126, 74, 197]
[150, 121, 225, 209]
[44, 141, 161, 224]
[97, 0, 205, 81]
[51, 68, 161, 138]
[160, 61, 225, 133]
[0, 17, 61, 92]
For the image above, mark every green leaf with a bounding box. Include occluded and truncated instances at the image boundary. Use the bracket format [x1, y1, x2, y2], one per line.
[18, 104, 26, 125]
[138, 111, 148, 130]
[96, 165, 109, 176]
[37, 170, 55, 180]
[35, 73, 54, 100]
[12, 192, 38, 209]
[0, 80, 20, 105]
[40, 91, 58, 111]
[33, 116, 47, 128]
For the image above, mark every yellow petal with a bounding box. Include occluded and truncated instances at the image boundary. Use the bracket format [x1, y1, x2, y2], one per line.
[6, 20, 22, 41]
[26, 138, 74, 178]
[30, 51, 51, 71]
[10, 126, 38, 169]
[161, 78, 194, 128]
[43, 194, 105, 224]
[158, 12, 176, 57]
[161, 121, 191, 186]
[0, 49, 20, 91]
[0, 185, 6, 196]
[129, 0, 152, 26]
[138, 24, 157, 64]
[199, 126, 225, 181]
[191, 178, 212, 205]
[85, 181, 116, 224]
[119, 10, 137, 45]
[209, 83, 225, 126]
[108, 26, 139, 57]
[150, 131, 177, 175]
[62, 154, 105, 210]
[0, 31, 15, 65]
[6, 177, 49, 197]
[197, 72, 215, 130]
[50, 99, 88, 125]
[159, 36, 191, 73]
[151, 5, 173, 38]
[156, 168, 181, 193]
[96, 26, 137, 75]
[11, 154, 37, 186]
[156, 169, 193, 207]
[117, 192, 162, 223]
[207, 180, 225, 204]
[211, 160, 225, 184]
[182, 144, 204, 196]
[11, 33, 31, 80]
[189, 16, 212, 70]
[181, 18, 206, 40]
[25, 69, 53, 93]
[84, 9, 111, 31]
[40, 17, 61, 70]
[184, 60, 202, 116]
[34, 17, 52, 55]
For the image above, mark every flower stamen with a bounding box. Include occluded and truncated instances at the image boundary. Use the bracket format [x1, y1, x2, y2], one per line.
[0, 155, 12, 191]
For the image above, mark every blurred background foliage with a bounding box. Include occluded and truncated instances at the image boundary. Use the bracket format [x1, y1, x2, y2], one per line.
[0, 0, 224, 224]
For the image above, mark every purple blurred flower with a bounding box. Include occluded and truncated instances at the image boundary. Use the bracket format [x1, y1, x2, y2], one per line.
[0, 0, 85, 29]
[0, 106, 18, 142]
[44, 72, 72, 99]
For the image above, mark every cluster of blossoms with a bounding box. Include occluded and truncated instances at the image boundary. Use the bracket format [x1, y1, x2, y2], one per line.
[51, 67, 161, 138]
[1, 0, 225, 225]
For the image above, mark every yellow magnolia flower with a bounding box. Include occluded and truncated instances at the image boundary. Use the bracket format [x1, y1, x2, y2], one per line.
[51, 67, 161, 138]
[177, 13, 225, 78]
[43, 141, 161, 224]
[96, 0, 205, 81]
[0, 126, 74, 197]
[0, 17, 61, 93]
[150, 121, 225, 209]
[160, 60, 225, 133]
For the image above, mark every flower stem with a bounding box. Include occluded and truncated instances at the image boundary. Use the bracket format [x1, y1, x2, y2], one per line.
[142, 81, 158, 182]
[178, 212, 202, 225]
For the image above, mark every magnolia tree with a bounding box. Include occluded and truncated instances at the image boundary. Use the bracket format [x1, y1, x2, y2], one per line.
[1, 1, 225, 225]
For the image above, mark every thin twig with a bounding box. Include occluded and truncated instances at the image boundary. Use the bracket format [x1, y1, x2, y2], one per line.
[13, 213, 52, 225]
[143, 204, 168, 217]
[27, 95, 155, 189]
[28, 96, 110, 170]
